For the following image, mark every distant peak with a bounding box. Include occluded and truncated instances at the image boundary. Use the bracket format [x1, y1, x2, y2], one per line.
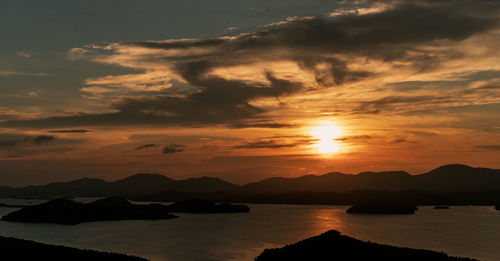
[116, 173, 173, 182]
[184, 176, 232, 183]
[429, 164, 473, 173]
[356, 171, 410, 177]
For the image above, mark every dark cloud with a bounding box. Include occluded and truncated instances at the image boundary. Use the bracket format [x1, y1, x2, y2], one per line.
[335, 135, 373, 141]
[475, 145, 500, 150]
[162, 144, 185, 154]
[296, 56, 372, 86]
[33, 135, 55, 145]
[135, 144, 157, 150]
[0, 133, 86, 158]
[234, 140, 298, 149]
[0, 140, 18, 150]
[48, 129, 91, 133]
[229, 121, 293, 129]
[406, 130, 438, 137]
[2, 0, 499, 129]
[3, 72, 302, 128]
[234, 137, 315, 149]
[392, 137, 414, 143]
[354, 95, 454, 114]
[131, 2, 496, 66]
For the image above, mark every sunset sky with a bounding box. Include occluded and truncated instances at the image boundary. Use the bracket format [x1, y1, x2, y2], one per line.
[1, 0, 499, 186]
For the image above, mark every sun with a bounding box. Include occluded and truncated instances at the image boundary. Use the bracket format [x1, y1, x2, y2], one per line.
[310, 120, 343, 154]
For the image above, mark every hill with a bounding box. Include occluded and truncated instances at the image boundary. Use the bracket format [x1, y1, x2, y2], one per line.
[256, 230, 476, 261]
[0, 236, 147, 261]
[0, 174, 240, 198]
[1, 164, 500, 199]
[242, 164, 500, 194]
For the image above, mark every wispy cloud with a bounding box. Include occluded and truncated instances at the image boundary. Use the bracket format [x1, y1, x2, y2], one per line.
[48, 129, 92, 133]
[2, 0, 500, 130]
[135, 143, 157, 150]
[162, 144, 185, 154]
[0, 70, 53, 77]
[33, 135, 55, 145]
[475, 145, 500, 150]
[16, 50, 31, 58]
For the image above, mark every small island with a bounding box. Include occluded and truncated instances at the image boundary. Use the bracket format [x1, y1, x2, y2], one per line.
[0, 236, 147, 261]
[434, 206, 450, 209]
[495, 205, 499, 211]
[166, 199, 250, 213]
[256, 230, 476, 261]
[346, 201, 418, 214]
[1, 197, 177, 225]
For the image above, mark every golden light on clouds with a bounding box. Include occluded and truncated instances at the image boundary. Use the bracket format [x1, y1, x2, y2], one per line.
[310, 120, 344, 155]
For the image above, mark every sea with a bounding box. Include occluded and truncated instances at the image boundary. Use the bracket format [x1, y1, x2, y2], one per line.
[0, 198, 499, 261]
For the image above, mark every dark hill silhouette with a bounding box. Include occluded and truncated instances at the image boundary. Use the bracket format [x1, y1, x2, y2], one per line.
[0, 185, 11, 193]
[167, 199, 250, 213]
[1, 197, 177, 225]
[242, 164, 500, 194]
[133, 189, 500, 206]
[163, 176, 240, 193]
[0, 174, 240, 198]
[256, 230, 476, 261]
[414, 164, 500, 191]
[0, 164, 499, 199]
[108, 173, 175, 195]
[13, 178, 109, 197]
[0, 236, 147, 261]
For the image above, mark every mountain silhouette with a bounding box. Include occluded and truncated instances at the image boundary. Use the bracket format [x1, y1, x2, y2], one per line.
[0, 174, 239, 198]
[0, 164, 499, 198]
[242, 164, 500, 194]
[0, 236, 147, 261]
[256, 230, 476, 261]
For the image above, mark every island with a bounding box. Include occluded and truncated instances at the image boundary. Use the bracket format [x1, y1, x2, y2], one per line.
[346, 201, 418, 214]
[434, 206, 450, 209]
[1, 197, 177, 225]
[495, 205, 499, 211]
[166, 199, 250, 213]
[256, 230, 476, 261]
[0, 236, 147, 261]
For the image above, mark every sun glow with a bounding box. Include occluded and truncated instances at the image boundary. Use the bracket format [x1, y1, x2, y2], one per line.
[310, 120, 343, 154]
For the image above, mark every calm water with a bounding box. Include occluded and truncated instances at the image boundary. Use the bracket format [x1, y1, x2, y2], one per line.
[0, 200, 499, 261]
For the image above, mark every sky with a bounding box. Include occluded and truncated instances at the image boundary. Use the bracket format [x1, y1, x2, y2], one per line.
[1, 0, 499, 186]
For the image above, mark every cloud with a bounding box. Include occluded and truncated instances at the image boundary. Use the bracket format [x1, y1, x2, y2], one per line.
[354, 95, 453, 114]
[33, 135, 55, 145]
[234, 136, 315, 149]
[135, 144, 157, 150]
[0, 70, 52, 77]
[0, 133, 53, 150]
[16, 50, 31, 58]
[2, 72, 301, 128]
[162, 144, 185, 154]
[475, 145, 500, 150]
[392, 137, 414, 143]
[48, 129, 92, 133]
[335, 135, 373, 141]
[234, 140, 301, 149]
[2, 0, 500, 129]
[0, 140, 18, 150]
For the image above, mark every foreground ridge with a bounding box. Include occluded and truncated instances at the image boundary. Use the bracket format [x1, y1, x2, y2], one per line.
[0, 236, 148, 261]
[256, 230, 476, 261]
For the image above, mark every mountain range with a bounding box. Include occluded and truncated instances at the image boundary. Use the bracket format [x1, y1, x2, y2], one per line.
[1, 164, 500, 199]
